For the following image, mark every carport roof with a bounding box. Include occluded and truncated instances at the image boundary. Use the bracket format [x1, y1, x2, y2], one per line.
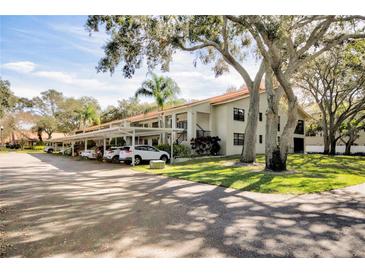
[48, 126, 184, 143]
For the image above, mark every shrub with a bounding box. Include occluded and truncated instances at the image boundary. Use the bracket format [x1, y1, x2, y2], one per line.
[32, 145, 45, 150]
[190, 136, 221, 155]
[155, 144, 191, 158]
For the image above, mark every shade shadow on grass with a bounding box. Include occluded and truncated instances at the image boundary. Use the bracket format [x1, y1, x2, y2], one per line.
[136, 154, 365, 194]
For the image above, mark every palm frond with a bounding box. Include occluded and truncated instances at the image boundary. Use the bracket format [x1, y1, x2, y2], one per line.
[135, 73, 181, 110]
[135, 87, 153, 98]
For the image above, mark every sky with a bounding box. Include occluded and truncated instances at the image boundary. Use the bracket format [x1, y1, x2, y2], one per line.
[0, 16, 260, 109]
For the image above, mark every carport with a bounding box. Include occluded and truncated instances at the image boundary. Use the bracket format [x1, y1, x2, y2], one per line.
[48, 126, 184, 165]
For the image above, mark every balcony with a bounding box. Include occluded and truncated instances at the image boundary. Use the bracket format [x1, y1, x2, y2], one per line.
[196, 129, 211, 138]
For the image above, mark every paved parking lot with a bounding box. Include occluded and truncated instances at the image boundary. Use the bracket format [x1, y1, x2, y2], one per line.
[1, 153, 365, 257]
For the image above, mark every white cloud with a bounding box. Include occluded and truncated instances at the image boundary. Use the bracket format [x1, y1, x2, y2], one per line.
[32, 70, 123, 91]
[10, 85, 43, 98]
[3, 60, 119, 92]
[33, 70, 73, 83]
[48, 23, 107, 56]
[2, 61, 36, 73]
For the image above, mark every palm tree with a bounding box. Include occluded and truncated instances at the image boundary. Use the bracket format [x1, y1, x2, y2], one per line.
[78, 104, 100, 129]
[135, 73, 180, 112]
[135, 74, 180, 143]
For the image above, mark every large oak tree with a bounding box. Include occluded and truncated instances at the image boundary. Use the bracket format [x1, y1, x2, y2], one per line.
[227, 15, 365, 169]
[297, 42, 365, 155]
[86, 15, 265, 163]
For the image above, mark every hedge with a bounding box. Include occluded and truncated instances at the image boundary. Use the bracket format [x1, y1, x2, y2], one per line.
[155, 144, 191, 158]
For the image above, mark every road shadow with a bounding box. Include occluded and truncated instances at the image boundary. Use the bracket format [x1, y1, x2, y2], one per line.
[0, 153, 364, 257]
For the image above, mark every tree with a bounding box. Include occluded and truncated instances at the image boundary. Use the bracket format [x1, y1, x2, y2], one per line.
[101, 97, 156, 123]
[296, 42, 365, 155]
[86, 15, 265, 163]
[227, 15, 365, 170]
[32, 89, 63, 116]
[135, 73, 180, 143]
[0, 79, 17, 118]
[339, 113, 365, 155]
[56, 97, 84, 134]
[135, 73, 180, 111]
[77, 102, 101, 129]
[33, 116, 58, 140]
[29, 89, 64, 139]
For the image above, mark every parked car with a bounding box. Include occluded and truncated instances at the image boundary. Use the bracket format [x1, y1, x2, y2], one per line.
[44, 146, 55, 153]
[119, 145, 170, 165]
[59, 147, 72, 156]
[95, 145, 109, 161]
[6, 143, 21, 149]
[80, 147, 97, 159]
[104, 146, 125, 163]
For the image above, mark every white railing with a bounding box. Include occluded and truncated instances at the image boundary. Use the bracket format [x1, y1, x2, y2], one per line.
[306, 145, 365, 154]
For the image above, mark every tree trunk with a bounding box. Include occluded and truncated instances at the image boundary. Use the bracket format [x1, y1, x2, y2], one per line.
[344, 141, 352, 155]
[323, 135, 330, 154]
[278, 99, 299, 171]
[329, 132, 337, 155]
[344, 132, 356, 155]
[265, 103, 282, 170]
[264, 70, 283, 171]
[37, 128, 43, 142]
[240, 88, 259, 163]
[322, 117, 330, 154]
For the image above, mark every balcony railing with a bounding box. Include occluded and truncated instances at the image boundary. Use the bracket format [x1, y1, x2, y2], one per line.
[196, 129, 211, 138]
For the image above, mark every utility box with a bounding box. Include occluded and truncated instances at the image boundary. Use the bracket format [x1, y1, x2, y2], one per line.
[150, 160, 165, 169]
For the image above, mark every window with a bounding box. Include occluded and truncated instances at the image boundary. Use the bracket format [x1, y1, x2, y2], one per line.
[143, 123, 148, 128]
[152, 139, 159, 146]
[259, 112, 263, 122]
[233, 133, 244, 146]
[259, 135, 263, 144]
[233, 108, 245, 121]
[177, 120, 187, 129]
[167, 117, 172, 128]
[278, 116, 281, 131]
[147, 146, 159, 152]
[152, 121, 159, 128]
[295, 120, 304, 135]
[144, 139, 148, 145]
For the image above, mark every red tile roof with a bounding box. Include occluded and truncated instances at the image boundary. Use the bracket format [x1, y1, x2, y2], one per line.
[127, 87, 253, 122]
[4, 130, 65, 143]
[79, 85, 310, 132]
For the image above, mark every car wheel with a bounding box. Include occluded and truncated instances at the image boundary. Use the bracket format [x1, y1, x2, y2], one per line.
[160, 155, 168, 162]
[124, 160, 131, 165]
[134, 156, 142, 165]
[112, 156, 120, 164]
[48, 149, 53, 153]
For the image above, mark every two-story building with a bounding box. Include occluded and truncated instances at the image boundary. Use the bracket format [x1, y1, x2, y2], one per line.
[74, 88, 309, 155]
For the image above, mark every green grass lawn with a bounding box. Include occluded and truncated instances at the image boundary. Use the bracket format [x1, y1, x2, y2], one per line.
[0, 148, 45, 154]
[134, 154, 365, 194]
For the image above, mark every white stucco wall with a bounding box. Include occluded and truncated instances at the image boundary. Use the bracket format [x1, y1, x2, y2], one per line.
[210, 92, 307, 156]
[306, 131, 365, 146]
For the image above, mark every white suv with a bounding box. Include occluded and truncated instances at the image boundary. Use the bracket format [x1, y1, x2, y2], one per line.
[80, 147, 97, 159]
[104, 146, 125, 163]
[119, 145, 170, 165]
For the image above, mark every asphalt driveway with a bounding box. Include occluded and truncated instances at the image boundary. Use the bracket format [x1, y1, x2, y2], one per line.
[0, 153, 364, 257]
